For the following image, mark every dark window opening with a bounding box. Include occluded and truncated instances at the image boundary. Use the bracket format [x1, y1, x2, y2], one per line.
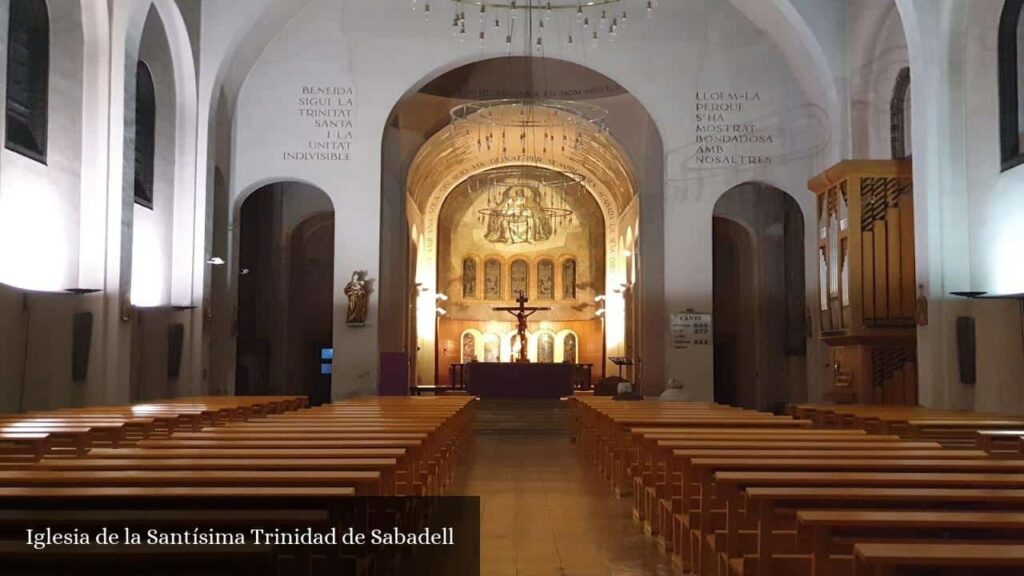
[890, 67, 911, 160]
[134, 61, 156, 209]
[4, 0, 49, 163]
[999, 0, 1024, 170]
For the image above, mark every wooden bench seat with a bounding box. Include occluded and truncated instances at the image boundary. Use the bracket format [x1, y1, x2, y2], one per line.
[705, 472, 1024, 575]
[0, 470, 384, 495]
[853, 542, 1024, 575]
[0, 433, 51, 461]
[797, 510, 1024, 576]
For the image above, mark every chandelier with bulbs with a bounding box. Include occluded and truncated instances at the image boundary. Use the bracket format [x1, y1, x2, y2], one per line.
[412, 0, 659, 51]
[450, 98, 607, 154]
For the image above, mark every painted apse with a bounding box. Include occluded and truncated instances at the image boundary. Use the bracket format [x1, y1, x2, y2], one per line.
[435, 166, 605, 386]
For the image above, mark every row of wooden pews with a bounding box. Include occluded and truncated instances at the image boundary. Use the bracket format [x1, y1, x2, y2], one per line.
[0, 396, 305, 459]
[0, 395, 474, 575]
[571, 397, 1024, 576]
[790, 404, 1024, 449]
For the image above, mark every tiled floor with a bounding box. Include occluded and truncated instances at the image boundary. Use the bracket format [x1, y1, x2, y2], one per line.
[457, 400, 677, 576]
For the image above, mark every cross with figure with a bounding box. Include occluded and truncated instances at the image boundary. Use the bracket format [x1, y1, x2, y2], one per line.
[493, 292, 551, 363]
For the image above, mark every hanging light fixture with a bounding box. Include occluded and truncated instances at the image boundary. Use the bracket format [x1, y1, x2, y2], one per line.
[448, 97, 609, 246]
[413, 0, 654, 51]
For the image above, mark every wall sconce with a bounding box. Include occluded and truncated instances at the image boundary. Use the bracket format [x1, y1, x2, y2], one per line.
[206, 257, 226, 266]
[595, 309, 606, 317]
[436, 307, 448, 316]
[594, 295, 606, 303]
[436, 293, 449, 301]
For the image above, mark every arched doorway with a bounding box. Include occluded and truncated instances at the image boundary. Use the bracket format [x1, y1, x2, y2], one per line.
[713, 183, 807, 411]
[379, 56, 665, 393]
[235, 181, 334, 405]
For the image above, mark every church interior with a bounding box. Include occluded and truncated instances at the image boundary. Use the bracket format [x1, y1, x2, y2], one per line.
[2, 0, 1024, 574]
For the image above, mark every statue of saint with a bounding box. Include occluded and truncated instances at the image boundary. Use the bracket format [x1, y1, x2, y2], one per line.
[344, 271, 369, 326]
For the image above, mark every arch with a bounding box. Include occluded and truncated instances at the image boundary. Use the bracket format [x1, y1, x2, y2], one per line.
[482, 332, 501, 363]
[235, 180, 335, 403]
[536, 331, 556, 363]
[510, 258, 529, 299]
[460, 328, 482, 363]
[384, 56, 659, 388]
[112, 0, 199, 308]
[561, 257, 578, 300]
[890, 66, 912, 160]
[461, 256, 479, 299]
[558, 329, 579, 364]
[712, 182, 807, 410]
[133, 60, 156, 208]
[483, 257, 503, 300]
[537, 258, 555, 300]
[728, 0, 842, 162]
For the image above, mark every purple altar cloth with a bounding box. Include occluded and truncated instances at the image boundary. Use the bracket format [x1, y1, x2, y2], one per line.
[464, 362, 574, 399]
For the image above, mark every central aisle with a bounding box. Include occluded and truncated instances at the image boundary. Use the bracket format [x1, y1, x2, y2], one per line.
[457, 400, 675, 576]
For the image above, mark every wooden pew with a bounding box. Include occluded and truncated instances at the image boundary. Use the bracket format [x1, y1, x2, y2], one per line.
[0, 470, 384, 495]
[976, 430, 1024, 455]
[0, 485, 352, 575]
[0, 432, 51, 461]
[745, 488, 1024, 576]
[711, 471, 1024, 576]
[798, 510, 1024, 576]
[852, 542, 1024, 576]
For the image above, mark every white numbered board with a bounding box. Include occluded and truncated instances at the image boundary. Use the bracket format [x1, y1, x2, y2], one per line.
[670, 313, 712, 350]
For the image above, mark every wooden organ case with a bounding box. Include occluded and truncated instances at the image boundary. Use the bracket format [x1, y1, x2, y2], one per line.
[809, 161, 918, 405]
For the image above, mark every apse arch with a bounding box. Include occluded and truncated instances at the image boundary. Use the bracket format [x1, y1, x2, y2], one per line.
[382, 56, 662, 388]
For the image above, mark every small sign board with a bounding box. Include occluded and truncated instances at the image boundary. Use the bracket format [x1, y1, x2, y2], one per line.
[670, 312, 712, 349]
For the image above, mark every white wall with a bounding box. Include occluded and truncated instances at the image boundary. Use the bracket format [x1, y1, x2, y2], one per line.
[848, 0, 910, 159]
[131, 9, 177, 308]
[0, 0, 84, 291]
[960, 0, 1024, 413]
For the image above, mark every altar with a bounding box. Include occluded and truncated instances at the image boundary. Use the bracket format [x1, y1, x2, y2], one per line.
[464, 362, 577, 399]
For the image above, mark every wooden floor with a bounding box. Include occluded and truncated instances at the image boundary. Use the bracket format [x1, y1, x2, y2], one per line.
[458, 400, 675, 576]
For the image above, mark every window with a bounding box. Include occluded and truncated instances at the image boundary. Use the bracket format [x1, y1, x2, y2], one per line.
[462, 258, 477, 299]
[890, 67, 911, 160]
[537, 259, 554, 300]
[484, 259, 502, 300]
[510, 259, 529, 298]
[319, 348, 333, 375]
[563, 333, 578, 364]
[4, 0, 49, 162]
[562, 258, 577, 299]
[999, 0, 1024, 170]
[134, 61, 156, 209]
[537, 333, 555, 363]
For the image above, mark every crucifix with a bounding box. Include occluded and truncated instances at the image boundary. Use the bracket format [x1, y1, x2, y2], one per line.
[493, 292, 550, 363]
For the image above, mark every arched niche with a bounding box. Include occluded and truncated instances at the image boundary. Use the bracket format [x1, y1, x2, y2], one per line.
[381, 56, 663, 388]
[233, 180, 335, 405]
[712, 183, 807, 411]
